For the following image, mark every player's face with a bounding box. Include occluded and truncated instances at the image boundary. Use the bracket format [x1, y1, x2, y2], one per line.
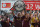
[18, 13, 21, 17]
[31, 14, 33, 18]
[35, 13, 37, 17]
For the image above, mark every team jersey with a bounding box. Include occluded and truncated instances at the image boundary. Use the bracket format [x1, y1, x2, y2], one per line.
[31, 17, 39, 23]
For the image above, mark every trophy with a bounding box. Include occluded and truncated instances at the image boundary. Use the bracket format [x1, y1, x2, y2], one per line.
[14, 1, 26, 12]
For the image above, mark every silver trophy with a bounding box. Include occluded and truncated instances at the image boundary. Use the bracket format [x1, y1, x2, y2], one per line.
[14, 1, 25, 12]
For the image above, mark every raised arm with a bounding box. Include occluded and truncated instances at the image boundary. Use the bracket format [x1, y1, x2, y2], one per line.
[33, 9, 35, 16]
[37, 9, 39, 17]
[25, 7, 27, 16]
[12, 5, 15, 16]
[12, 11, 15, 16]
[30, 8, 32, 16]
[21, 6, 27, 16]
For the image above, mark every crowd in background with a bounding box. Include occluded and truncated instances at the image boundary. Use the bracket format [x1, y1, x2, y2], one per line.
[0, 8, 40, 27]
